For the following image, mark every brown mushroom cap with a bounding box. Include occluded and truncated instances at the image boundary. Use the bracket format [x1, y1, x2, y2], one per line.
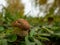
[12, 19, 30, 30]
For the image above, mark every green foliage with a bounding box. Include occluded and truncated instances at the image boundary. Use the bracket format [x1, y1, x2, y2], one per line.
[0, 12, 60, 45]
[7, 34, 17, 42]
[0, 26, 4, 32]
[0, 39, 8, 45]
[0, 0, 60, 45]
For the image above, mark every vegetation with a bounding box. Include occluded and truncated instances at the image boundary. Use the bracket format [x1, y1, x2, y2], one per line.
[0, 0, 60, 45]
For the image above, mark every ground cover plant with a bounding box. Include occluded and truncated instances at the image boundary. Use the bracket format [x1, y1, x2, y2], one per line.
[0, 0, 60, 45]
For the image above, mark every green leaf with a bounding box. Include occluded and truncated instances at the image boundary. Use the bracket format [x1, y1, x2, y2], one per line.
[25, 35, 35, 45]
[30, 29, 36, 37]
[0, 39, 8, 45]
[38, 33, 50, 36]
[34, 38, 42, 45]
[38, 36, 49, 41]
[5, 30, 13, 35]
[54, 33, 60, 37]
[0, 32, 6, 39]
[7, 34, 17, 42]
[25, 35, 31, 45]
[0, 26, 4, 32]
[42, 26, 54, 34]
[30, 26, 40, 37]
